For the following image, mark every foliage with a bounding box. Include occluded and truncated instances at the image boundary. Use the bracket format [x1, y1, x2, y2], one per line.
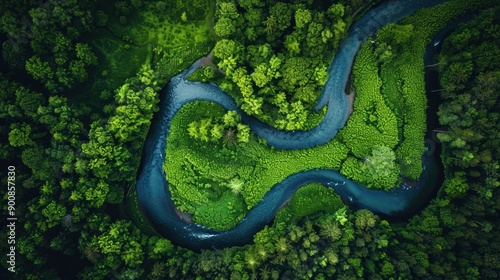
[187, 109, 250, 144]
[193, 192, 247, 230]
[153, 207, 394, 279]
[0, 1, 217, 276]
[165, 101, 350, 225]
[362, 145, 400, 190]
[1, 0, 499, 279]
[285, 183, 345, 219]
[341, 43, 399, 158]
[207, 0, 352, 130]
[388, 3, 500, 280]
[1, 0, 99, 93]
[338, 42, 400, 189]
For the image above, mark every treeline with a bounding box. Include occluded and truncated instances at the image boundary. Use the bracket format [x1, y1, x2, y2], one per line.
[0, 0, 214, 278]
[0, 62, 162, 278]
[388, 6, 500, 278]
[158, 208, 397, 279]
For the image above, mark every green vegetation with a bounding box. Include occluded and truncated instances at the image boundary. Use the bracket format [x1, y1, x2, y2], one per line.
[436, 6, 499, 200]
[81, 0, 215, 108]
[164, 101, 349, 229]
[376, 0, 468, 179]
[0, 0, 499, 279]
[283, 183, 345, 219]
[196, 0, 358, 130]
[187, 110, 251, 144]
[339, 42, 400, 188]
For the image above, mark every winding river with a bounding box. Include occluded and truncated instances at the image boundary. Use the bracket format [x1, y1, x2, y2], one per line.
[135, 0, 450, 251]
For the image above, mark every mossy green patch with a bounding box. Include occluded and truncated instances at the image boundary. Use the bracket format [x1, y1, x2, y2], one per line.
[286, 183, 345, 218]
[104, 0, 214, 49]
[74, 31, 149, 109]
[74, 0, 216, 110]
[165, 101, 349, 229]
[193, 191, 247, 230]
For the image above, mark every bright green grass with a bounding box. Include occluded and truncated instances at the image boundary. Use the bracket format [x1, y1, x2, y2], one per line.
[74, 31, 149, 108]
[105, 0, 214, 49]
[128, 16, 212, 48]
[285, 183, 345, 218]
[192, 191, 247, 230]
[73, 0, 216, 109]
[165, 101, 349, 230]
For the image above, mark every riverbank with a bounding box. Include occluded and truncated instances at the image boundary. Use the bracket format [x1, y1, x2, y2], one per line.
[134, 0, 482, 251]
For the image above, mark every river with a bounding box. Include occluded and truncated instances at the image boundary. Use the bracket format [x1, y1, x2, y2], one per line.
[135, 0, 451, 251]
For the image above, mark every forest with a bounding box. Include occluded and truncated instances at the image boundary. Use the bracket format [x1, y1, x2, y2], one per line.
[0, 0, 499, 279]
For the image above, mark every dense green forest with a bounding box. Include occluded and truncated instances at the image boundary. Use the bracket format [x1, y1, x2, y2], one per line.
[1, 0, 499, 279]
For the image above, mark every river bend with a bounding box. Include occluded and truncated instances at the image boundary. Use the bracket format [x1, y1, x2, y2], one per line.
[136, 0, 448, 250]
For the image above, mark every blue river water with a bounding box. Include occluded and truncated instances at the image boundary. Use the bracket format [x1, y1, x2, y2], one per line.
[135, 0, 449, 250]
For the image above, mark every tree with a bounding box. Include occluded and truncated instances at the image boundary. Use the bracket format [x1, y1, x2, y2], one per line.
[279, 57, 313, 93]
[327, 3, 345, 19]
[313, 65, 328, 85]
[228, 177, 244, 194]
[354, 209, 377, 230]
[251, 63, 272, 87]
[295, 9, 312, 29]
[285, 34, 301, 56]
[306, 22, 326, 56]
[75, 43, 98, 65]
[8, 123, 34, 147]
[378, 24, 414, 49]
[244, 8, 263, 28]
[374, 42, 395, 64]
[15, 87, 45, 120]
[198, 118, 212, 142]
[219, 56, 238, 77]
[269, 2, 293, 32]
[263, 15, 277, 36]
[41, 201, 67, 229]
[444, 171, 469, 198]
[362, 145, 400, 190]
[25, 56, 53, 81]
[219, 2, 239, 20]
[223, 111, 241, 127]
[241, 95, 263, 116]
[215, 17, 236, 38]
[211, 123, 225, 141]
[237, 123, 250, 143]
[188, 121, 201, 140]
[223, 127, 237, 146]
[363, 146, 396, 177]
